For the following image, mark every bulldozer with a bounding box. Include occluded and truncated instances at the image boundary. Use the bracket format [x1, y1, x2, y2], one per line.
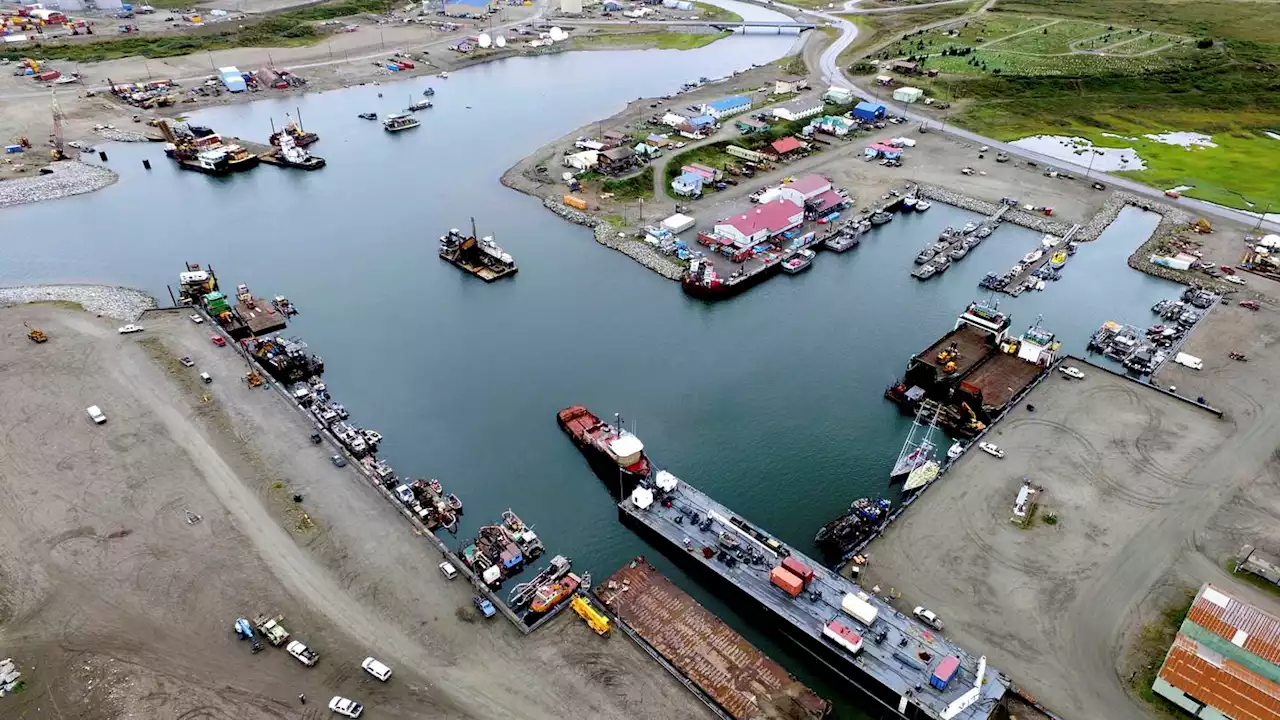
[937, 342, 959, 364]
[24, 322, 48, 343]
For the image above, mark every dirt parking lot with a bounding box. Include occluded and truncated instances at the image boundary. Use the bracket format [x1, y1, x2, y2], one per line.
[859, 364, 1271, 720]
[0, 304, 710, 720]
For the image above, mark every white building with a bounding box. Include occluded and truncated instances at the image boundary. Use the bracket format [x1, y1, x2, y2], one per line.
[893, 86, 924, 104]
[560, 0, 582, 12]
[823, 86, 854, 105]
[774, 76, 809, 94]
[712, 198, 804, 247]
[563, 150, 598, 170]
[661, 112, 689, 128]
[772, 98, 823, 122]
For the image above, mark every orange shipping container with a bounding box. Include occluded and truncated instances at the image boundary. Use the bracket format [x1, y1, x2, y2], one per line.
[770, 567, 803, 598]
[563, 194, 588, 211]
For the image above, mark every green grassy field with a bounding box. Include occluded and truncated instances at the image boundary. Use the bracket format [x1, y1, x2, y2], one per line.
[836, 4, 975, 66]
[691, 1, 743, 23]
[573, 30, 730, 50]
[601, 167, 654, 202]
[993, 20, 1109, 54]
[991, 0, 1280, 44]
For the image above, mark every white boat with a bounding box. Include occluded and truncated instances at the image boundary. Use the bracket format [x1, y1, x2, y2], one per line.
[978, 441, 1004, 458]
[946, 441, 965, 461]
[383, 113, 420, 132]
[1022, 249, 1043, 264]
[781, 248, 815, 274]
[1035, 279, 1047, 291]
[903, 460, 939, 491]
[902, 197, 918, 210]
[915, 200, 931, 211]
[962, 221, 978, 234]
[439, 71, 450, 78]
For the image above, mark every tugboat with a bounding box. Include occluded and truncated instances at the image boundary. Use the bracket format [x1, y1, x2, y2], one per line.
[439, 220, 518, 282]
[781, 248, 815, 274]
[272, 296, 298, 316]
[557, 406, 651, 495]
[273, 131, 326, 170]
[528, 572, 582, 614]
[870, 211, 893, 225]
[383, 113, 421, 132]
[814, 497, 892, 564]
[358, 112, 378, 120]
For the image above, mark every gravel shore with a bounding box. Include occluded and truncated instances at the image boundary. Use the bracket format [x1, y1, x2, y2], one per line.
[0, 284, 157, 321]
[0, 161, 118, 209]
[543, 197, 685, 281]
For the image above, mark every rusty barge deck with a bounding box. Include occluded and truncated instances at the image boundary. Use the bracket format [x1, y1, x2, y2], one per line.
[960, 352, 1046, 413]
[596, 557, 830, 720]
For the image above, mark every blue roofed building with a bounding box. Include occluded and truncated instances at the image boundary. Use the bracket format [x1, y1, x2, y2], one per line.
[445, 0, 493, 15]
[688, 114, 716, 131]
[853, 101, 886, 122]
[699, 95, 752, 119]
[672, 172, 704, 197]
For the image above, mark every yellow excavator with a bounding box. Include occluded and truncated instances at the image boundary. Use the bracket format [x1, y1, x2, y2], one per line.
[245, 370, 264, 387]
[571, 594, 610, 637]
[24, 322, 48, 343]
[961, 402, 985, 433]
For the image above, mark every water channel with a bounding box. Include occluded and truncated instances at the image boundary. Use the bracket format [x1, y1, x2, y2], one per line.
[0, 6, 1177, 714]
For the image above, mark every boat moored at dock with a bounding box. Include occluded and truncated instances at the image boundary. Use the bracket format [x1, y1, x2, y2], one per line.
[272, 131, 326, 170]
[782, 248, 815, 274]
[557, 406, 651, 495]
[911, 263, 937, 281]
[814, 497, 891, 564]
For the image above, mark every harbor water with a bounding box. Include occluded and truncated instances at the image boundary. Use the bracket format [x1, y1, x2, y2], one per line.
[0, 9, 1175, 714]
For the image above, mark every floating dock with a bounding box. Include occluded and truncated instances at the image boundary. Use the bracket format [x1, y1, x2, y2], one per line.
[596, 557, 830, 720]
[617, 474, 1008, 720]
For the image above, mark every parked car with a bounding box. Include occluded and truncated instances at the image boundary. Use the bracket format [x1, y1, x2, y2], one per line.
[1225, 275, 1246, 285]
[86, 405, 107, 424]
[189, 313, 204, 324]
[179, 356, 195, 367]
[361, 657, 392, 681]
[328, 696, 363, 718]
[474, 596, 497, 618]
[439, 561, 458, 580]
[1058, 366, 1085, 379]
[117, 324, 144, 334]
[330, 454, 347, 467]
[286, 640, 319, 667]
[199, 372, 212, 383]
[211, 335, 226, 347]
[913, 606, 944, 631]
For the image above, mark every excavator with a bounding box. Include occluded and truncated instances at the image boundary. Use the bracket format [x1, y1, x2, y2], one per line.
[960, 402, 985, 434]
[24, 322, 48, 343]
[244, 370, 263, 387]
[570, 594, 610, 637]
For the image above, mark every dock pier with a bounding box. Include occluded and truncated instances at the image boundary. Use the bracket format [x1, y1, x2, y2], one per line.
[1005, 223, 1081, 297]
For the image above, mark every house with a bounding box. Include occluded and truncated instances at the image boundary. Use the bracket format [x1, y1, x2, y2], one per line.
[661, 112, 688, 128]
[563, 150, 599, 170]
[686, 163, 722, 182]
[853, 101, 886, 122]
[771, 98, 823, 122]
[770, 136, 804, 158]
[687, 114, 717, 132]
[893, 86, 924, 104]
[774, 75, 809, 94]
[735, 117, 769, 134]
[823, 86, 854, 105]
[602, 130, 628, 147]
[1152, 583, 1280, 720]
[864, 142, 902, 160]
[813, 115, 855, 136]
[700, 95, 752, 120]
[645, 134, 672, 148]
[875, 75, 894, 86]
[713, 198, 804, 246]
[599, 146, 636, 173]
[672, 172, 704, 197]
[890, 60, 919, 74]
[634, 143, 661, 159]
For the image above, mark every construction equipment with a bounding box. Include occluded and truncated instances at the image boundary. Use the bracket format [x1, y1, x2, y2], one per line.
[570, 594, 610, 636]
[245, 370, 263, 387]
[24, 322, 47, 343]
[253, 614, 290, 646]
[960, 402, 985, 433]
[1193, 218, 1213, 234]
[936, 342, 959, 364]
[50, 89, 65, 161]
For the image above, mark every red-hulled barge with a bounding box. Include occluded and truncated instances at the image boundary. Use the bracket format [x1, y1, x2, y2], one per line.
[557, 406, 651, 496]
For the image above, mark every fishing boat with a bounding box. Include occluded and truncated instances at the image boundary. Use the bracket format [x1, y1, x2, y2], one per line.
[383, 113, 420, 132]
[273, 131, 325, 170]
[961, 221, 978, 234]
[1035, 279, 1047, 291]
[1048, 250, 1068, 269]
[429, 478, 444, 496]
[979, 441, 1004, 458]
[1022, 249, 1043, 264]
[438, 508, 458, 533]
[358, 112, 378, 120]
[890, 445, 931, 479]
[558, 406, 651, 494]
[915, 248, 935, 265]
[870, 212, 893, 225]
[932, 241, 951, 254]
[529, 572, 581, 613]
[269, 116, 318, 148]
[911, 263, 936, 280]
[946, 441, 965, 461]
[903, 460, 939, 491]
[814, 497, 892, 563]
[408, 99, 432, 112]
[423, 87, 435, 96]
[1067, 241, 1079, 255]
[947, 242, 970, 261]
[975, 226, 992, 239]
[447, 493, 463, 513]
[915, 200, 931, 212]
[361, 429, 382, 445]
[781, 248, 815, 274]
[939, 227, 958, 241]
[502, 509, 525, 533]
[172, 147, 232, 175]
[933, 254, 952, 273]
[901, 197, 918, 211]
[272, 295, 298, 316]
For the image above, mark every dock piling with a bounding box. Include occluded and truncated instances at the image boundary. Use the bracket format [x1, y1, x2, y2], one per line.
[143, 159, 151, 170]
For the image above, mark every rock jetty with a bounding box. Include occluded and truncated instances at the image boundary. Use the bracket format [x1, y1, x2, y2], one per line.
[0, 284, 156, 321]
[916, 184, 1073, 236]
[94, 127, 151, 143]
[542, 197, 684, 281]
[0, 162, 118, 209]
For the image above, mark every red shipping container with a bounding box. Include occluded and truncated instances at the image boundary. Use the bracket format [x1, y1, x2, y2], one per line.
[782, 556, 815, 585]
[770, 567, 803, 598]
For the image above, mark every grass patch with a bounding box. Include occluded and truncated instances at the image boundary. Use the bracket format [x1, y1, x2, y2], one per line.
[1041, 510, 1058, 525]
[0, 0, 391, 62]
[992, 0, 1280, 45]
[692, 1, 742, 23]
[573, 30, 730, 51]
[1127, 589, 1195, 716]
[995, 20, 1109, 54]
[1224, 558, 1280, 600]
[836, 5, 975, 66]
[24, 299, 85, 312]
[601, 167, 654, 202]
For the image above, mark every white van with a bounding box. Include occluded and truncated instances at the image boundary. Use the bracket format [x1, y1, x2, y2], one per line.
[1174, 353, 1203, 371]
[361, 657, 392, 682]
[87, 406, 107, 424]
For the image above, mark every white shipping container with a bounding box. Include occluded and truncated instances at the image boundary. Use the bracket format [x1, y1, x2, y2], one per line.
[661, 213, 696, 235]
[841, 592, 879, 626]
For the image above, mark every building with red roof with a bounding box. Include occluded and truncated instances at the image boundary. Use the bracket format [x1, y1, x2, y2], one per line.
[770, 136, 804, 157]
[712, 198, 804, 247]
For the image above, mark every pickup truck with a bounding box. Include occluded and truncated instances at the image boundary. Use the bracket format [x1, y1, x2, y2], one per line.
[286, 640, 319, 666]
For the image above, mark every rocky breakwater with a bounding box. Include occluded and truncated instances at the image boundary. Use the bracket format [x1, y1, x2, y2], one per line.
[0, 161, 118, 209]
[0, 285, 157, 321]
[916, 184, 1073, 236]
[542, 197, 684, 281]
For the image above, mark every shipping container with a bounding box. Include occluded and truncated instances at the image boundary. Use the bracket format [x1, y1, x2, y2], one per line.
[562, 194, 588, 210]
[823, 620, 863, 656]
[782, 556, 814, 585]
[930, 655, 960, 690]
[841, 592, 879, 626]
[770, 566, 803, 598]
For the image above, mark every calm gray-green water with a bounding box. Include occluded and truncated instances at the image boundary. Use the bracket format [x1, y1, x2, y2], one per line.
[0, 7, 1176, 712]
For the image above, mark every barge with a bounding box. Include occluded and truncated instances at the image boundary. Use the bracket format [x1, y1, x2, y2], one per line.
[954, 320, 1059, 422]
[440, 220, 518, 282]
[617, 474, 1008, 720]
[891, 301, 1011, 404]
[557, 406, 650, 496]
[596, 557, 831, 720]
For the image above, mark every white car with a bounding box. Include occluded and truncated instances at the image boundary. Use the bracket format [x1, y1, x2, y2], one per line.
[361, 657, 392, 681]
[117, 324, 144, 334]
[329, 696, 363, 718]
[439, 561, 458, 580]
[1224, 275, 1246, 285]
[913, 606, 944, 631]
[86, 405, 107, 424]
[189, 313, 204, 323]
[978, 441, 1004, 459]
[1058, 366, 1085, 379]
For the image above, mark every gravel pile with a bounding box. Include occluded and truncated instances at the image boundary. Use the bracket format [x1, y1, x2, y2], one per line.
[0, 162, 118, 209]
[543, 197, 683, 281]
[94, 127, 150, 143]
[917, 184, 1072, 236]
[0, 284, 157, 321]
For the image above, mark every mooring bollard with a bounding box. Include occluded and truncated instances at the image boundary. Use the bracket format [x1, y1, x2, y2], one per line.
[142, 159, 151, 170]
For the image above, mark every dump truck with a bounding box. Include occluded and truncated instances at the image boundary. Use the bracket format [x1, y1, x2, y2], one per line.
[253, 614, 290, 646]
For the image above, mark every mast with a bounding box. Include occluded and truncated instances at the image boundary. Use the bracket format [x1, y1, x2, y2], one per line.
[470, 216, 478, 240]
